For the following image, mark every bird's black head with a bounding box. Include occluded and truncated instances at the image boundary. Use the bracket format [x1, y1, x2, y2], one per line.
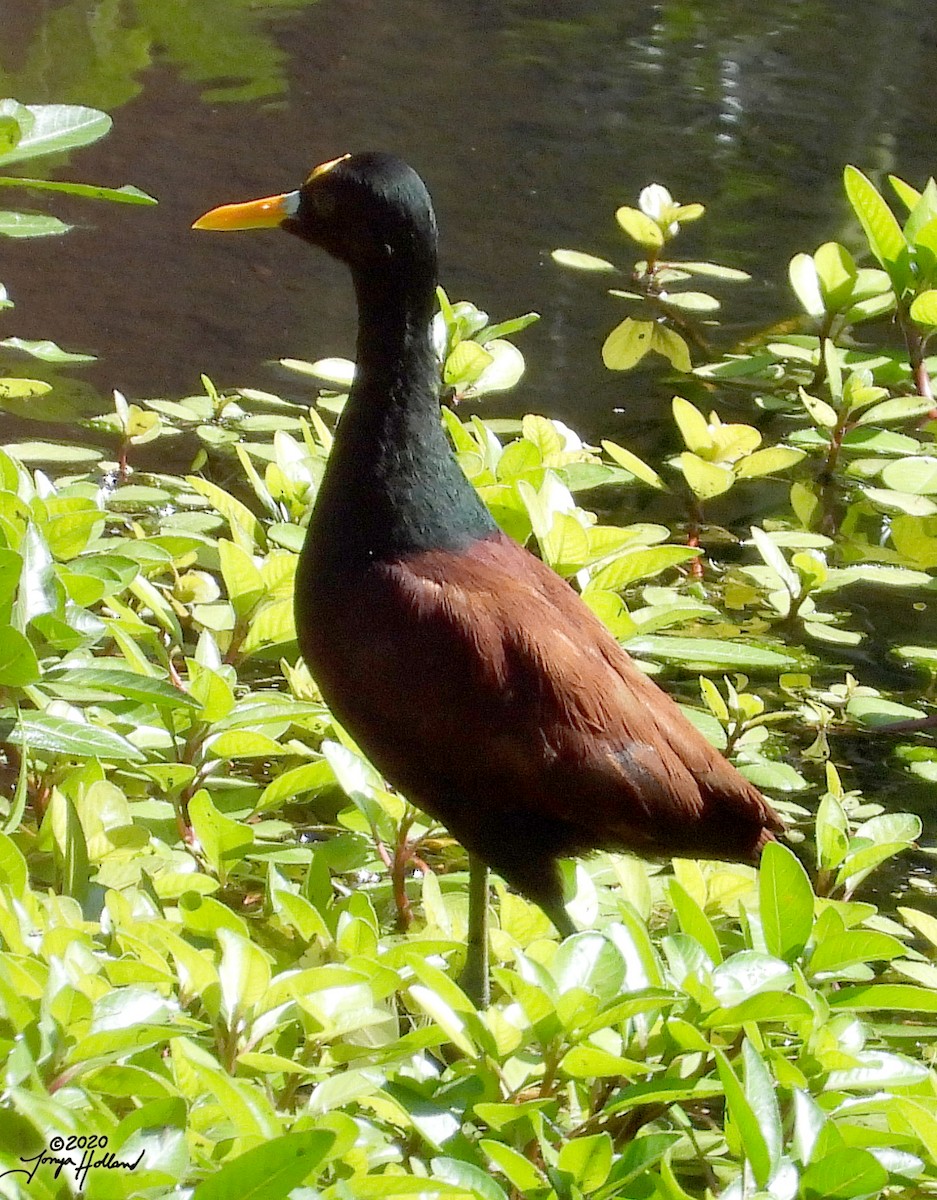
[194, 151, 437, 278]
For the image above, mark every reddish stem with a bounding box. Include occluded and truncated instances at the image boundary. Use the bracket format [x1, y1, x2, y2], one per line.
[686, 496, 704, 580]
[902, 317, 936, 419]
[391, 813, 417, 931]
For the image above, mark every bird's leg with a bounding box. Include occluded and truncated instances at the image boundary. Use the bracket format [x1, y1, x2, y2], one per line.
[460, 855, 490, 1008]
[540, 896, 577, 941]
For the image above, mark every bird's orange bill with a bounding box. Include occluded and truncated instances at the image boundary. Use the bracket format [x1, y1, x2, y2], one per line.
[191, 190, 299, 231]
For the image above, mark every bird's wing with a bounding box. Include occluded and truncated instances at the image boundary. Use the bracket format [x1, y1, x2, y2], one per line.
[312, 531, 780, 860]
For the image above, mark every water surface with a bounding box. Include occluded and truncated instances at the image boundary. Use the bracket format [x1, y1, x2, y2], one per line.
[3, 0, 937, 449]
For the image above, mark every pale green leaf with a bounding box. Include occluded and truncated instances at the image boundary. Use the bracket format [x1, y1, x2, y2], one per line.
[910, 289, 937, 325]
[552, 249, 616, 272]
[672, 396, 712, 453]
[788, 253, 825, 317]
[616, 205, 664, 247]
[601, 440, 665, 488]
[680, 453, 733, 499]
[734, 446, 806, 477]
[602, 318, 654, 369]
[844, 165, 907, 270]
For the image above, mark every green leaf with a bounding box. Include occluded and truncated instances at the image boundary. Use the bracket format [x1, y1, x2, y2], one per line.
[217, 928, 271, 1024]
[3, 440, 102, 464]
[539, 510, 590, 572]
[0, 830, 28, 894]
[798, 386, 837, 429]
[910, 288, 937, 325]
[881, 456, 937, 494]
[679, 453, 733, 499]
[0, 337, 95, 363]
[0, 712, 145, 761]
[0, 211, 71, 238]
[663, 290, 719, 313]
[48, 788, 90, 901]
[177, 892, 249, 938]
[843, 165, 907, 271]
[187, 475, 264, 551]
[0, 176, 156, 205]
[742, 1039, 782, 1178]
[560, 1044, 648, 1076]
[0, 377, 52, 401]
[815, 241, 858, 310]
[0, 627, 40, 686]
[626, 635, 795, 669]
[711, 951, 793, 1006]
[789, 253, 825, 316]
[616, 205, 664, 247]
[740, 760, 808, 791]
[829, 983, 937, 1012]
[191, 1130, 334, 1200]
[735, 446, 806, 478]
[44, 666, 200, 710]
[0, 102, 111, 166]
[750, 525, 800, 595]
[482, 311, 539, 340]
[297, 356, 356, 387]
[408, 984, 478, 1057]
[681, 260, 750, 280]
[602, 318, 654, 369]
[891, 174, 923, 210]
[601, 439, 665, 488]
[759, 841, 813, 962]
[0, 113, 22, 158]
[588, 545, 698, 591]
[444, 339, 493, 386]
[552, 248, 616, 272]
[557, 1133, 613, 1191]
[470, 339, 526, 394]
[714, 1046, 772, 1188]
[650, 324, 692, 370]
[815, 793, 849, 871]
[810, 930, 904, 974]
[672, 396, 711, 453]
[800, 1147, 888, 1200]
[854, 394, 935, 425]
[481, 1141, 546, 1193]
[256, 760, 335, 812]
[206, 728, 287, 759]
[218, 538, 265, 618]
[862, 487, 937, 516]
[431, 1157, 510, 1200]
[669, 880, 722, 964]
[188, 790, 253, 877]
[702, 992, 813, 1028]
[829, 561, 933, 588]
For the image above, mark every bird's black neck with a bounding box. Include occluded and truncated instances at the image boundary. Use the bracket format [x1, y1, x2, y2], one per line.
[303, 259, 496, 570]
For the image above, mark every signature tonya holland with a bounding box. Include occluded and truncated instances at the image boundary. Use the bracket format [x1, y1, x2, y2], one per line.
[0, 1142, 145, 1189]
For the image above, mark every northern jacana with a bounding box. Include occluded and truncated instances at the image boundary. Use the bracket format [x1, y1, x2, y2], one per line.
[194, 152, 784, 1004]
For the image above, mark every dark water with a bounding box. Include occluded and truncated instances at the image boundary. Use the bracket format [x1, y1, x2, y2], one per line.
[4, 2, 937, 897]
[3, 0, 937, 452]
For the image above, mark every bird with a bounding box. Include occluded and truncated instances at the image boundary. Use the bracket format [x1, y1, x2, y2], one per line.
[193, 152, 784, 1004]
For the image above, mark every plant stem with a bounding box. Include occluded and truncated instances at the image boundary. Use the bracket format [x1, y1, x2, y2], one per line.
[817, 403, 850, 535]
[391, 812, 416, 930]
[900, 314, 936, 418]
[686, 495, 704, 579]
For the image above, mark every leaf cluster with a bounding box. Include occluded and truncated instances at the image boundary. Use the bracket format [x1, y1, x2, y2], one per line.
[3, 157, 937, 1197]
